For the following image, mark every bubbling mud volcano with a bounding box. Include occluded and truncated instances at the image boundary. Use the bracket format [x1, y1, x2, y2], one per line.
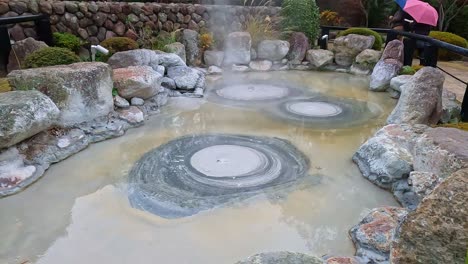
[128, 134, 310, 218]
[268, 97, 381, 128]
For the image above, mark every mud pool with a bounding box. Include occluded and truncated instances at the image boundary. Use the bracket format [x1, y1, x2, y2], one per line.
[0, 71, 399, 264]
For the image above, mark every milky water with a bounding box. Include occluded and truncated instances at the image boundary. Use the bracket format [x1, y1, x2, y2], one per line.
[0, 71, 398, 264]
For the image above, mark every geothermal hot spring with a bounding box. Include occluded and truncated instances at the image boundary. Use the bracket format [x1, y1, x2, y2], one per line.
[0, 71, 398, 264]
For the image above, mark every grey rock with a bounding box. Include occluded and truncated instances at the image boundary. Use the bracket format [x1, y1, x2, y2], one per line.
[249, 60, 272, 71]
[232, 65, 250, 72]
[351, 49, 381, 75]
[107, 49, 186, 71]
[333, 34, 375, 67]
[114, 95, 130, 108]
[8, 62, 113, 127]
[161, 77, 176, 90]
[0, 91, 59, 149]
[155, 65, 165, 76]
[7, 37, 48, 72]
[389, 75, 413, 97]
[441, 89, 461, 123]
[287, 32, 309, 64]
[164, 42, 186, 64]
[204, 50, 224, 67]
[236, 252, 324, 264]
[130, 97, 144, 106]
[113, 66, 163, 99]
[117, 106, 144, 125]
[387, 67, 444, 125]
[257, 40, 290, 61]
[181, 29, 200, 66]
[370, 59, 403, 91]
[224, 32, 251, 65]
[167, 66, 205, 90]
[207, 66, 222, 75]
[306, 49, 334, 68]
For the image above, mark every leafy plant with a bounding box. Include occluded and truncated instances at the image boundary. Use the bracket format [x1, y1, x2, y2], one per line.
[52, 32, 82, 53]
[399, 65, 423, 75]
[429, 31, 468, 61]
[152, 31, 177, 51]
[320, 10, 344, 26]
[24, 47, 80, 68]
[242, 0, 280, 47]
[448, 5, 468, 39]
[199, 33, 214, 50]
[337, 28, 384, 50]
[281, 0, 320, 42]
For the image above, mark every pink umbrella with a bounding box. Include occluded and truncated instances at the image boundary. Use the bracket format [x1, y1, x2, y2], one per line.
[403, 0, 439, 26]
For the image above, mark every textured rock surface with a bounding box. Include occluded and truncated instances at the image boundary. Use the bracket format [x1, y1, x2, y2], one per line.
[441, 89, 461, 123]
[7, 37, 48, 72]
[113, 66, 162, 99]
[387, 67, 444, 125]
[235, 252, 324, 264]
[306, 49, 334, 68]
[117, 106, 144, 125]
[389, 75, 412, 98]
[350, 207, 408, 263]
[391, 168, 468, 264]
[167, 66, 205, 90]
[113, 95, 130, 108]
[287, 32, 309, 64]
[257, 40, 290, 61]
[180, 29, 200, 66]
[107, 49, 186, 71]
[350, 49, 381, 75]
[369, 40, 404, 91]
[324, 257, 360, 264]
[0, 91, 59, 149]
[249, 60, 272, 71]
[204, 50, 224, 67]
[164, 42, 186, 64]
[8, 62, 113, 127]
[332, 34, 375, 67]
[207, 65, 222, 75]
[224, 32, 251, 65]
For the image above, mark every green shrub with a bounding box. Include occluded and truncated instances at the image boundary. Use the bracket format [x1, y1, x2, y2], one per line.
[152, 32, 177, 52]
[429, 31, 468, 61]
[53, 32, 82, 53]
[400, 65, 416, 75]
[24, 47, 80, 68]
[100, 37, 139, 54]
[281, 0, 320, 42]
[337, 28, 383, 50]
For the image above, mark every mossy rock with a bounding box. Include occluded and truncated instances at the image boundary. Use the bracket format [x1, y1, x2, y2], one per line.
[24, 47, 81, 68]
[0, 78, 11, 93]
[101, 37, 139, 54]
[429, 31, 468, 61]
[53, 32, 82, 53]
[337, 28, 383, 50]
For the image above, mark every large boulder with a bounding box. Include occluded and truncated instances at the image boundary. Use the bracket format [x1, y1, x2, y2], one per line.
[180, 29, 200, 66]
[203, 50, 224, 67]
[350, 207, 408, 263]
[306, 49, 334, 68]
[257, 40, 290, 61]
[0, 91, 60, 149]
[287, 32, 309, 64]
[352, 124, 427, 190]
[107, 49, 185, 70]
[8, 62, 113, 127]
[332, 34, 375, 67]
[164, 42, 186, 64]
[7, 37, 48, 72]
[390, 168, 468, 264]
[235, 252, 324, 264]
[387, 67, 444, 125]
[369, 40, 404, 91]
[224, 32, 251, 65]
[167, 66, 205, 90]
[113, 66, 163, 99]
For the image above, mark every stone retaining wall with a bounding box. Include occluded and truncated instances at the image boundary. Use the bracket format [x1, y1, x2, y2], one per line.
[0, 0, 280, 45]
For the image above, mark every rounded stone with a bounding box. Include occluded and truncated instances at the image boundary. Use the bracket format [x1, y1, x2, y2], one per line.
[128, 134, 310, 218]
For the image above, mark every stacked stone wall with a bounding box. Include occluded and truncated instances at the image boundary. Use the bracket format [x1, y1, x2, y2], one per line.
[0, 0, 280, 45]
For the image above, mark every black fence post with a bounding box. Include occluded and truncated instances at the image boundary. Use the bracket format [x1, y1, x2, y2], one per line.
[0, 25, 11, 72]
[386, 30, 398, 45]
[461, 84, 468, 122]
[422, 44, 438, 67]
[319, 27, 329, 50]
[35, 16, 53, 45]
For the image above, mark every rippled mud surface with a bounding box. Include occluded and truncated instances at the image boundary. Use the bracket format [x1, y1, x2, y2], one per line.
[0, 71, 398, 264]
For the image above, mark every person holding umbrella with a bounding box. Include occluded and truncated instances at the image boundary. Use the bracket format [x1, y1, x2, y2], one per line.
[392, 0, 439, 66]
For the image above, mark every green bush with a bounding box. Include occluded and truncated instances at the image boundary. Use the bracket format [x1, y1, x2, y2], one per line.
[53, 32, 82, 53]
[152, 32, 177, 52]
[281, 0, 320, 41]
[337, 28, 383, 50]
[24, 47, 80, 68]
[448, 6, 468, 40]
[100, 37, 139, 54]
[399, 65, 423, 75]
[429, 31, 468, 61]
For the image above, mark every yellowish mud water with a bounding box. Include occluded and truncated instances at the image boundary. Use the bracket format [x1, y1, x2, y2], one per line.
[0, 71, 398, 264]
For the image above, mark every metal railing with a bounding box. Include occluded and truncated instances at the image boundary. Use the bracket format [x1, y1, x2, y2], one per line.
[0, 14, 53, 71]
[319, 25, 468, 122]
